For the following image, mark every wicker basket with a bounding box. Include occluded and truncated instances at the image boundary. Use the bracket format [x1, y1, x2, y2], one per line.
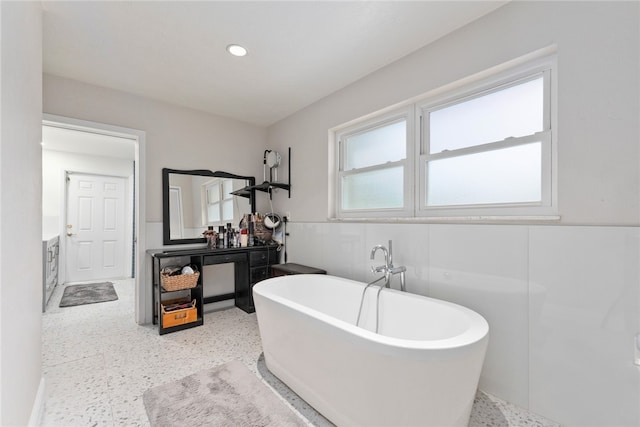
[161, 271, 199, 292]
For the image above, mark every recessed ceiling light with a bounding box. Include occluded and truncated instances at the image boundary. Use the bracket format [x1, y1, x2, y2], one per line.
[226, 44, 247, 57]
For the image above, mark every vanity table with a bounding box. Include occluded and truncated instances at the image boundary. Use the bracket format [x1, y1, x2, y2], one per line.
[148, 244, 279, 335]
[155, 167, 285, 334]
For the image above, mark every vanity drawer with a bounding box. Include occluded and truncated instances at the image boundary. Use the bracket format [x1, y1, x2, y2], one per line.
[203, 252, 246, 266]
[249, 249, 275, 267]
[250, 266, 270, 283]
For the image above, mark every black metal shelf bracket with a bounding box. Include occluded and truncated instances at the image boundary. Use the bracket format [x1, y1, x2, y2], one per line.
[247, 146, 291, 200]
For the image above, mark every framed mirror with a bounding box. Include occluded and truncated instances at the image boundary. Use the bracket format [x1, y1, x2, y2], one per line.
[162, 168, 256, 245]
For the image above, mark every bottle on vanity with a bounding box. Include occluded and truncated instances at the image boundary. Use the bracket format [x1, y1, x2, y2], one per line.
[226, 223, 233, 247]
[217, 226, 225, 248]
[205, 226, 216, 249]
[240, 228, 248, 247]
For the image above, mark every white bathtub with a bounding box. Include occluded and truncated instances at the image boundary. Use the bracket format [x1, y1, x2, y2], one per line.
[253, 274, 489, 427]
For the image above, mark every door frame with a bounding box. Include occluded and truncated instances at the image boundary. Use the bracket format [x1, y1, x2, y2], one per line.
[64, 171, 131, 283]
[43, 114, 148, 324]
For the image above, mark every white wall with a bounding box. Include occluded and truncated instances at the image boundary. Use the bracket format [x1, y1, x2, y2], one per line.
[268, 1, 639, 226]
[267, 2, 640, 426]
[0, 1, 43, 425]
[43, 74, 269, 225]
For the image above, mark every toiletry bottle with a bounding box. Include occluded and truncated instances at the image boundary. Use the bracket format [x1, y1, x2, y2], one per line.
[206, 226, 215, 249]
[248, 214, 254, 246]
[240, 228, 248, 247]
[226, 223, 233, 247]
[217, 226, 225, 248]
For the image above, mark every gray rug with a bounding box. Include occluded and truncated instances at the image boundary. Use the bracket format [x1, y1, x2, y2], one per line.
[143, 360, 306, 427]
[59, 282, 118, 307]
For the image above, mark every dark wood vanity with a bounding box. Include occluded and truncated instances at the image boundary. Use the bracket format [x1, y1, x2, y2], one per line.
[147, 155, 324, 333]
[152, 167, 284, 334]
[149, 244, 279, 335]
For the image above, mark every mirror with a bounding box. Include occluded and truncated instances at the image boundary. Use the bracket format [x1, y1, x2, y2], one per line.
[162, 168, 256, 245]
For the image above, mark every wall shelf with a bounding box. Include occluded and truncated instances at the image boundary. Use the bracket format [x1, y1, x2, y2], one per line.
[244, 147, 291, 200]
[229, 187, 253, 198]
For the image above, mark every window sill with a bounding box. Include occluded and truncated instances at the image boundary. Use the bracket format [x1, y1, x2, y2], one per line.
[328, 215, 561, 224]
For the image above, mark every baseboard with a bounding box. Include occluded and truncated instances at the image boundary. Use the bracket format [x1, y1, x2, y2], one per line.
[27, 377, 45, 427]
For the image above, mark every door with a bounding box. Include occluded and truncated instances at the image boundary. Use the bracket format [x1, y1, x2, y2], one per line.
[66, 173, 127, 282]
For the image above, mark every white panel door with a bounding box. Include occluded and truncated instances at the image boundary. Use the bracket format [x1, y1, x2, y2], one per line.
[66, 173, 127, 282]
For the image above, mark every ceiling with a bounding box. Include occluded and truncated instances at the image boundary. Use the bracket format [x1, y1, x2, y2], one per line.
[42, 1, 508, 128]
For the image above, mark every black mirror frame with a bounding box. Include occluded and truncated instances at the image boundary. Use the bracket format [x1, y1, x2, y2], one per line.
[162, 168, 256, 245]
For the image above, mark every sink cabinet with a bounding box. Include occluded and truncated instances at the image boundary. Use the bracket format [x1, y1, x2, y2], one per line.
[42, 235, 59, 312]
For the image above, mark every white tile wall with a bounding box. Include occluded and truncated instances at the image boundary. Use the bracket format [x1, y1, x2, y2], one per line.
[529, 226, 640, 426]
[286, 222, 328, 270]
[324, 222, 368, 280]
[428, 225, 530, 408]
[284, 222, 640, 426]
[364, 223, 428, 293]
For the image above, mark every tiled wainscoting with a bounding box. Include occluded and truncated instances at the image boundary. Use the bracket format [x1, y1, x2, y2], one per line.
[285, 222, 640, 426]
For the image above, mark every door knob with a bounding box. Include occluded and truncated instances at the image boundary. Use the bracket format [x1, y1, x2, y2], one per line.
[66, 224, 76, 237]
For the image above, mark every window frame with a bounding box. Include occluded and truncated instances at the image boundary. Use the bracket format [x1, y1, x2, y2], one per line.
[335, 107, 415, 218]
[330, 52, 557, 221]
[202, 178, 234, 226]
[417, 66, 555, 217]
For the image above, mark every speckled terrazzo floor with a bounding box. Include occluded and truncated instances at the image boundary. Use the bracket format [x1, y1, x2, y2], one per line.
[42, 278, 560, 427]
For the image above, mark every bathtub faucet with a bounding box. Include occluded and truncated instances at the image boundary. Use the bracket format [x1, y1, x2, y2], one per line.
[370, 240, 406, 291]
[370, 243, 391, 285]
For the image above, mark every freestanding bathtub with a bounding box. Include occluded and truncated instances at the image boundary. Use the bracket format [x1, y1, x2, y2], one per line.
[253, 274, 489, 427]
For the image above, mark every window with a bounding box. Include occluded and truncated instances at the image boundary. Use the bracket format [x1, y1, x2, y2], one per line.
[419, 72, 552, 215]
[203, 179, 234, 225]
[332, 54, 556, 220]
[336, 108, 414, 217]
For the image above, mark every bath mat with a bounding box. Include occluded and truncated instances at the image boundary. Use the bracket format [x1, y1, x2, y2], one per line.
[142, 360, 306, 427]
[58, 282, 118, 307]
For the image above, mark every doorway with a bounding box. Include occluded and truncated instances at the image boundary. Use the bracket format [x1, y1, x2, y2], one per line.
[42, 114, 147, 323]
[65, 172, 128, 282]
